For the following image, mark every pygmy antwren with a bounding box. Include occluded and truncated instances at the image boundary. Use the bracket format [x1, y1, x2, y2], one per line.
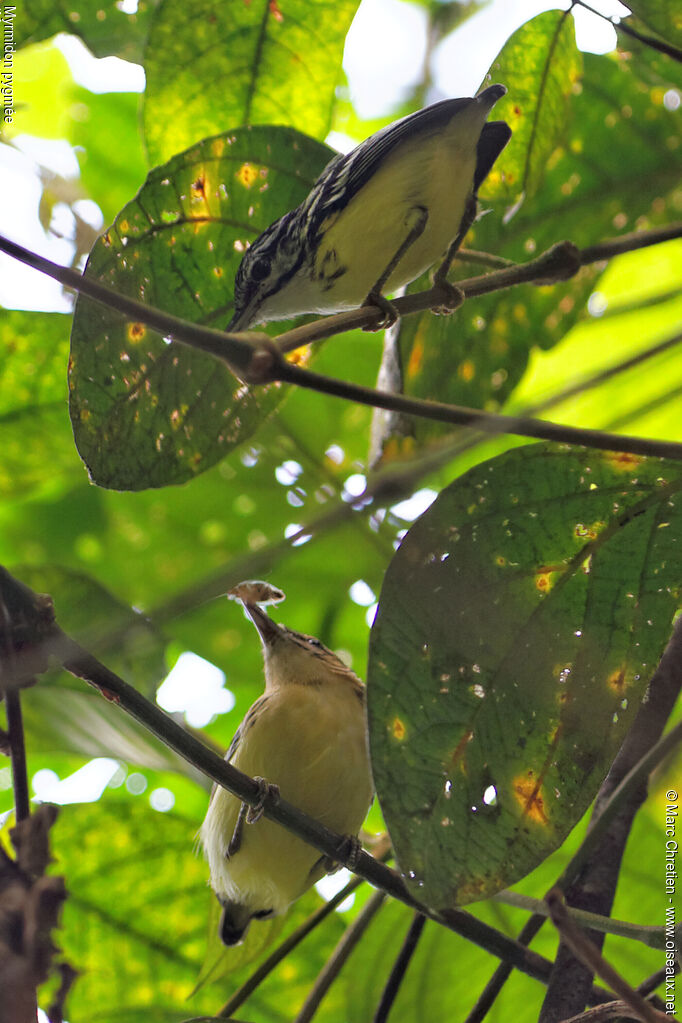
[228, 84, 511, 331]
[200, 581, 374, 945]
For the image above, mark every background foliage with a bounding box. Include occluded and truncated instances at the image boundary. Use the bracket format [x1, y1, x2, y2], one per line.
[1, 1, 681, 1020]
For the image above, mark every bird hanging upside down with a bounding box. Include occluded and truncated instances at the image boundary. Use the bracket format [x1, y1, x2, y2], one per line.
[200, 581, 374, 945]
[228, 85, 511, 331]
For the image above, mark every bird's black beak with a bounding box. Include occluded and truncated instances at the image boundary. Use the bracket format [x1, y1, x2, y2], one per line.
[241, 602, 283, 646]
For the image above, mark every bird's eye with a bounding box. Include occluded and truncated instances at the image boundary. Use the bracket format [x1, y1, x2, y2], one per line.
[250, 257, 271, 282]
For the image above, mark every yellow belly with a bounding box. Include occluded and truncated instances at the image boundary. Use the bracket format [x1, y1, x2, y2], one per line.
[315, 138, 476, 308]
[201, 683, 373, 915]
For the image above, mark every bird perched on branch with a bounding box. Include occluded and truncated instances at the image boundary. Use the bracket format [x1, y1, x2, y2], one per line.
[200, 581, 374, 945]
[228, 84, 511, 331]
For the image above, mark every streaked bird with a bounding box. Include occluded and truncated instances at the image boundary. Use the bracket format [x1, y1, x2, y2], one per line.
[200, 582, 373, 945]
[228, 85, 511, 331]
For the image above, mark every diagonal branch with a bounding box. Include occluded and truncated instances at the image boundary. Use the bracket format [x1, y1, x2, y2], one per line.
[0, 581, 610, 997]
[2, 227, 682, 460]
[275, 357, 682, 460]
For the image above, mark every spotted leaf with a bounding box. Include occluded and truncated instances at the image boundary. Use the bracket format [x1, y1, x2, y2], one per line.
[367, 443, 682, 907]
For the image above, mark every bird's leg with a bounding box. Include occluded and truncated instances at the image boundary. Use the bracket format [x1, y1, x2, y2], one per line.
[362, 205, 428, 331]
[226, 800, 249, 859]
[226, 777, 280, 859]
[430, 193, 478, 313]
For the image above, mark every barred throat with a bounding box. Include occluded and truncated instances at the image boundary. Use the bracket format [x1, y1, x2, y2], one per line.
[229, 208, 310, 329]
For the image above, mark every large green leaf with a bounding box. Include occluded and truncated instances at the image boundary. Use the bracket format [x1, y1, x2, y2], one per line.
[11, 563, 167, 697]
[367, 444, 682, 908]
[486, 10, 582, 209]
[0, 312, 80, 498]
[142, 0, 357, 164]
[69, 126, 332, 490]
[625, 2, 682, 47]
[15, 0, 154, 61]
[394, 37, 681, 444]
[48, 798, 217, 1021]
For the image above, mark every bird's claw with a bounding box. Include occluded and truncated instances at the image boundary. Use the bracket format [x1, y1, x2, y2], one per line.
[430, 278, 464, 316]
[362, 291, 399, 331]
[246, 776, 280, 824]
[322, 834, 364, 874]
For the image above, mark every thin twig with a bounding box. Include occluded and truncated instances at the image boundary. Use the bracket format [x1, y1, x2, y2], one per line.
[455, 248, 516, 269]
[518, 331, 682, 420]
[639, 964, 678, 1000]
[571, 0, 682, 63]
[490, 891, 664, 949]
[545, 889, 670, 1023]
[0, 234, 269, 380]
[373, 912, 427, 1023]
[294, 890, 387, 1023]
[464, 915, 545, 1023]
[275, 225, 682, 351]
[277, 358, 682, 460]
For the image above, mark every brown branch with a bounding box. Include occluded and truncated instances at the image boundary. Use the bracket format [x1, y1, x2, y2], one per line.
[275, 357, 682, 460]
[293, 890, 387, 1023]
[0, 234, 270, 379]
[275, 225, 682, 352]
[545, 889, 670, 1023]
[0, 579, 595, 993]
[2, 227, 682, 459]
[373, 912, 427, 1023]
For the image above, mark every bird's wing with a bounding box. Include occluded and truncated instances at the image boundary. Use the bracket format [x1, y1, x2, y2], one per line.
[304, 98, 474, 229]
[225, 693, 271, 764]
[207, 693, 272, 802]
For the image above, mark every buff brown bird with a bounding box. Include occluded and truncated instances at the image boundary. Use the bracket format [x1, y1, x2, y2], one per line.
[200, 581, 373, 944]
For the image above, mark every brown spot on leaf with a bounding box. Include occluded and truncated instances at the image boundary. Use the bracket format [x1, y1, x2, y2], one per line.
[236, 163, 259, 189]
[127, 322, 146, 343]
[191, 175, 206, 198]
[406, 336, 424, 379]
[513, 772, 550, 825]
[447, 730, 474, 774]
[391, 716, 406, 741]
[605, 452, 642, 472]
[607, 666, 627, 693]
